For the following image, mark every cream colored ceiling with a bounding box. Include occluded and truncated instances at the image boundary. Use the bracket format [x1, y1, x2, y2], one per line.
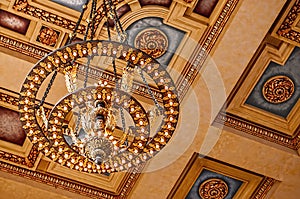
[0, 0, 299, 198]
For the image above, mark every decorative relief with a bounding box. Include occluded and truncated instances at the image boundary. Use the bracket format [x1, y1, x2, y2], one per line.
[134, 28, 168, 58]
[0, 145, 38, 168]
[13, 0, 124, 35]
[199, 178, 229, 199]
[0, 92, 19, 107]
[37, 26, 59, 47]
[262, 76, 295, 104]
[0, 161, 144, 198]
[214, 112, 300, 150]
[13, 0, 86, 34]
[251, 177, 276, 199]
[0, 34, 49, 58]
[277, 0, 300, 43]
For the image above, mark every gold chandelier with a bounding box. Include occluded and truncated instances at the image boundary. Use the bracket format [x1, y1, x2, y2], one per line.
[19, 0, 179, 173]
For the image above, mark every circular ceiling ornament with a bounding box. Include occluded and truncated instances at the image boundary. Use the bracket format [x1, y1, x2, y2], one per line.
[134, 28, 168, 58]
[262, 75, 295, 104]
[199, 178, 229, 199]
[19, 40, 179, 174]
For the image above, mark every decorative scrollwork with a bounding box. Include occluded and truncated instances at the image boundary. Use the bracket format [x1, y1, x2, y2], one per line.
[134, 28, 168, 58]
[199, 178, 229, 199]
[262, 76, 295, 104]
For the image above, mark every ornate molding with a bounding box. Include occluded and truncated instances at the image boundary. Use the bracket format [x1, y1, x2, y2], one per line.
[0, 161, 144, 198]
[177, 0, 240, 100]
[0, 34, 49, 59]
[13, 0, 124, 35]
[0, 145, 38, 168]
[214, 112, 300, 150]
[13, 0, 86, 34]
[251, 177, 276, 199]
[276, 0, 300, 44]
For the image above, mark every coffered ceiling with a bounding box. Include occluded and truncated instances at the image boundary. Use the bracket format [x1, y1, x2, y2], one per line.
[0, 0, 299, 198]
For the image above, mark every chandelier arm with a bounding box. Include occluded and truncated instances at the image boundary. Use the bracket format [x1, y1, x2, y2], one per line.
[67, 1, 89, 45]
[37, 70, 58, 108]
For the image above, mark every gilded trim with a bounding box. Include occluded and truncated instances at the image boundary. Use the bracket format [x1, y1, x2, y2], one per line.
[214, 112, 300, 150]
[177, 0, 240, 100]
[251, 177, 276, 199]
[13, 0, 124, 34]
[0, 34, 49, 59]
[13, 0, 86, 34]
[0, 161, 143, 198]
[276, 0, 300, 44]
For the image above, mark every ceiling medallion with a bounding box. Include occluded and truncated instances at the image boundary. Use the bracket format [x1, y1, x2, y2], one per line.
[134, 28, 168, 58]
[199, 178, 229, 199]
[19, 0, 179, 174]
[262, 75, 295, 104]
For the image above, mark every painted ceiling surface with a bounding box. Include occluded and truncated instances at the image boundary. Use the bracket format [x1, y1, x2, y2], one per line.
[0, 106, 26, 146]
[246, 47, 300, 118]
[50, 0, 87, 11]
[0, 9, 30, 35]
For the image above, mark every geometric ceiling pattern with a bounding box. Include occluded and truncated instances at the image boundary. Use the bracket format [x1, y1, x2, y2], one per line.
[0, 0, 299, 198]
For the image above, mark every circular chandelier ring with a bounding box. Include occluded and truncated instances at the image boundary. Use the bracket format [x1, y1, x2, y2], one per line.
[19, 40, 179, 173]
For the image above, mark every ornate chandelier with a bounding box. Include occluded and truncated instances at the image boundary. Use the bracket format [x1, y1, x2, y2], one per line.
[19, 0, 179, 173]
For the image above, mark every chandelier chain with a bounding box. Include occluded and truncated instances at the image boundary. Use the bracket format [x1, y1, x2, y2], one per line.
[37, 70, 58, 108]
[84, 0, 97, 41]
[138, 69, 163, 112]
[67, 0, 89, 45]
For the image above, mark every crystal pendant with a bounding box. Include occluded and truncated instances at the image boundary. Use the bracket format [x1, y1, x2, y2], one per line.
[147, 106, 162, 128]
[64, 65, 78, 93]
[120, 67, 134, 92]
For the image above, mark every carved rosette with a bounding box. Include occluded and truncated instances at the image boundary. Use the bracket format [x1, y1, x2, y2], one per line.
[262, 76, 295, 104]
[37, 26, 59, 46]
[134, 28, 168, 58]
[199, 179, 229, 199]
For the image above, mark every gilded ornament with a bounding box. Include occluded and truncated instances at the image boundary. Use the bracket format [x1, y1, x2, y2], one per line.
[37, 27, 59, 46]
[134, 28, 168, 58]
[262, 76, 295, 104]
[199, 178, 229, 199]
